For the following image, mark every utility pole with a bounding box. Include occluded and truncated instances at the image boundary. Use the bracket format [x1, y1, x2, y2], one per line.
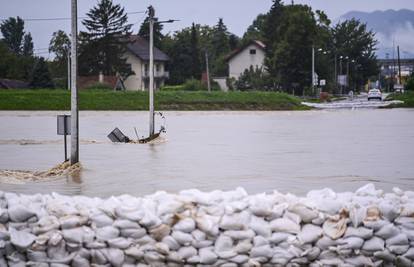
[311, 46, 315, 95]
[334, 53, 337, 94]
[205, 50, 211, 92]
[339, 56, 343, 95]
[397, 45, 402, 85]
[148, 6, 155, 137]
[346, 57, 350, 93]
[70, 0, 79, 165]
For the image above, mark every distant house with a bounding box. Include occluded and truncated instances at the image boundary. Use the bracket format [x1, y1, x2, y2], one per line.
[123, 35, 169, 91]
[227, 40, 266, 80]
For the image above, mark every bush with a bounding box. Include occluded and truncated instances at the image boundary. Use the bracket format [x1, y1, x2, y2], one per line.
[406, 74, 414, 91]
[182, 78, 207, 91]
[84, 82, 113, 90]
[234, 66, 270, 91]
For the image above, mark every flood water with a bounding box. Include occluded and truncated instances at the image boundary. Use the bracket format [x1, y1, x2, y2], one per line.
[0, 109, 414, 197]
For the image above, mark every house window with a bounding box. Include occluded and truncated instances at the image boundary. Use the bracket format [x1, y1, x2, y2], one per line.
[144, 64, 148, 72]
[156, 64, 160, 72]
[250, 49, 256, 55]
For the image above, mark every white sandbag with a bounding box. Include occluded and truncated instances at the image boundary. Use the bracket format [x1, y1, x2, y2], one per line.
[124, 246, 144, 260]
[322, 217, 347, 239]
[344, 226, 373, 239]
[59, 215, 87, 229]
[269, 218, 300, 234]
[9, 227, 36, 250]
[224, 229, 255, 240]
[171, 231, 193, 246]
[32, 216, 60, 235]
[403, 247, 414, 260]
[297, 224, 323, 244]
[229, 254, 249, 264]
[253, 236, 268, 247]
[156, 199, 183, 216]
[302, 246, 320, 261]
[362, 236, 385, 252]
[248, 194, 273, 217]
[114, 206, 144, 222]
[96, 226, 120, 241]
[379, 202, 400, 221]
[234, 239, 252, 254]
[173, 218, 195, 233]
[249, 216, 271, 237]
[284, 211, 301, 225]
[120, 228, 147, 239]
[386, 233, 409, 246]
[149, 224, 170, 241]
[90, 249, 108, 264]
[107, 237, 132, 249]
[338, 236, 364, 250]
[345, 255, 374, 266]
[269, 232, 292, 244]
[374, 249, 396, 262]
[0, 224, 10, 241]
[187, 255, 200, 264]
[219, 211, 250, 230]
[289, 204, 318, 223]
[214, 235, 236, 258]
[349, 206, 367, 228]
[315, 236, 338, 250]
[388, 245, 409, 255]
[61, 227, 84, 244]
[102, 248, 125, 267]
[162, 236, 180, 251]
[154, 242, 170, 255]
[71, 255, 89, 267]
[396, 256, 412, 267]
[376, 224, 400, 239]
[113, 219, 140, 229]
[90, 212, 114, 228]
[250, 245, 274, 259]
[8, 205, 36, 222]
[355, 183, 383, 197]
[363, 220, 389, 231]
[192, 239, 213, 249]
[191, 229, 206, 241]
[195, 214, 220, 236]
[177, 246, 197, 260]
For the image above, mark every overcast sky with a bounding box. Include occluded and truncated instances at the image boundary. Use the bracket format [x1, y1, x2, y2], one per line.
[1, 0, 414, 58]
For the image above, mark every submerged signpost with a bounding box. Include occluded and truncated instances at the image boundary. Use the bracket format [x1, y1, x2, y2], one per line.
[57, 115, 71, 161]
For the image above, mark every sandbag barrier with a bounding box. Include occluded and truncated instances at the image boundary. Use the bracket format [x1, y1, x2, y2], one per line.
[0, 184, 414, 266]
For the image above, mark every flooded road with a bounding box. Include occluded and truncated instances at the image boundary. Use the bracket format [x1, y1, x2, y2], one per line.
[0, 109, 414, 197]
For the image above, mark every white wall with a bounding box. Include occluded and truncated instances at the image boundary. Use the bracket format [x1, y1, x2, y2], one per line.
[228, 44, 265, 80]
[124, 51, 143, 91]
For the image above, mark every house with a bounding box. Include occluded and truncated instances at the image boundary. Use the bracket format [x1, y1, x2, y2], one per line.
[227, 40, 266, 80]
[123, 35, 169, 91]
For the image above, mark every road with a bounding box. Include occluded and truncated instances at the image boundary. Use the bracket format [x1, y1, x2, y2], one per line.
[302, 93, 403, 109]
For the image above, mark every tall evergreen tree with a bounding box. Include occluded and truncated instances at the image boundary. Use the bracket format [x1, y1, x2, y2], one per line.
[138, 16, 164, 49]
[211, 18, 231, 76]
[80, 0, 132, 76]
[190, 23, 201, 79]
[22, 33, 34, 57]
[0, 17, 25, 55]
[30, 57, 54, 88]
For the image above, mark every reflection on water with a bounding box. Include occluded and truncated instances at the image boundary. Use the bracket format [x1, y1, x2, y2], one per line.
[0, 109, 414, 197]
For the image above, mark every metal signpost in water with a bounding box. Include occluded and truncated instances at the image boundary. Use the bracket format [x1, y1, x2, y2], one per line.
[70, 0, 79, 164]
[57, 115, 71, 161]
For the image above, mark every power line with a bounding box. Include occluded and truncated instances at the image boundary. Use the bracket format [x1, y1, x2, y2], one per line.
[0, 11, 146, 22]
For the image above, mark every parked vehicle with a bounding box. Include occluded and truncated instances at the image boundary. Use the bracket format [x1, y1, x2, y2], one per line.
[367, 89, 382, 101]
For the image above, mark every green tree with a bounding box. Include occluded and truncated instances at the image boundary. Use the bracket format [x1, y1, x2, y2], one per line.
[242, 14, 267, 44]
[332, 19, 379, 91]
[0, 17, 25, 55]
[30, 57, 54, 88]
[264, 3, 319, 92]
[80, 0, 132, 76]
[49, 30, 71, 87]
[190, 23, 202, 79]
[235, 66, 269, 91]
[22, 33, 34, 57]
[210, 18, 231, 76]
[138, 16, 164, 49]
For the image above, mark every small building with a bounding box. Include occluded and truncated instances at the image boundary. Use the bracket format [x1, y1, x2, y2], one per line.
[227, 40, 266, 80]
[123, 35, 169, 91]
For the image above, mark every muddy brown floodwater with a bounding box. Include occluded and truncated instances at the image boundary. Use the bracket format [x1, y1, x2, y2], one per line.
[0, 109, 414, 197]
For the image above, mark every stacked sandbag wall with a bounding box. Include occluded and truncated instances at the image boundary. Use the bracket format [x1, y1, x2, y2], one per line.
[0, 184, 414, 266]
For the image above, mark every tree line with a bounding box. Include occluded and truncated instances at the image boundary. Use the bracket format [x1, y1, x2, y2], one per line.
[0, 0, 379, 93]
